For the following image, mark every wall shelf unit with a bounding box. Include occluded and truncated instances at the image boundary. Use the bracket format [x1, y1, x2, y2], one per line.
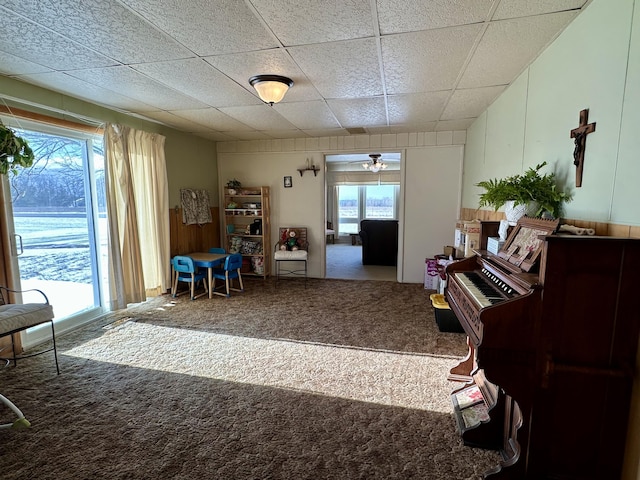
[222, 186, 270, 278]
[297, 166, 319, 177]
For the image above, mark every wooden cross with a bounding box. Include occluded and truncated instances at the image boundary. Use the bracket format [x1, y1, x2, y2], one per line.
[570, 109, 596, 187]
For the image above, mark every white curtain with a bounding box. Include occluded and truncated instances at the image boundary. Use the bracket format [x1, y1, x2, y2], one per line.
[104, 124, 170, 310]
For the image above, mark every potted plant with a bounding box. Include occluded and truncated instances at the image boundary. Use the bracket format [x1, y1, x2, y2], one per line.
[226, 178, 241, 195]
[476, 162, 572, 223]
[0, 121, 34, 175]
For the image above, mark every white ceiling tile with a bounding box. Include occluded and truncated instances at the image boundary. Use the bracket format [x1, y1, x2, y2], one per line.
[387, 92, 450, 124]
[141, 110, 213, 131]
[218, 105, 298, 131]
[194, 131, 238, 142]
[289, 39, 382, 98]
[168, 108, 253, 132]
[458, 12, 578, 88]
[0, 0, 193, 64]
[119, 0, 277, 55]
[0, 52, 52, 76]
[67, 66, 208, 111]
[493, 0, 587, 20]
[0, 0, 593, 140]
[382, 25, 482, 94]
[365, 126, 393, 135]
[377, 0, 494, 34]
[205, 49, 321, 103]
[0, 9, 116, 70]
[441, 86, 505, 120]
[132, 58, 259, 108]
[263, 129, 308, 139]
[302, 128, 350, 137]
[326, 97, 388, 128]
[273, 101, 340, 130]
[17, 72, 158, 111]
[227, 131, 273, 140]
[250, 0, 373, 46]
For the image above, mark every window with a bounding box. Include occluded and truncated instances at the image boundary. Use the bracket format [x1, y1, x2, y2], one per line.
[338, 185, 398, 234]
[4, 120, 108, 328]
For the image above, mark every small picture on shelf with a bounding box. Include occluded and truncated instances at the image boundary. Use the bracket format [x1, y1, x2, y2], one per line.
[284, 176, 292, 188]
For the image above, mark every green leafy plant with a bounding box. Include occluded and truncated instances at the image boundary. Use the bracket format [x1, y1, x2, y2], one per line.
[0, 121, 35, 175]
[476, 162, 572, 219]
[226, 178, 241, 189]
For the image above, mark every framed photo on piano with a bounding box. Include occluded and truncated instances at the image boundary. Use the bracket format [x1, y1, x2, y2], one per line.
[498, 216, 560, 272]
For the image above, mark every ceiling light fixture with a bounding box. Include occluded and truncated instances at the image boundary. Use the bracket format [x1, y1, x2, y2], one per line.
[249, 75, 294, 106]
[363, 154, 387, 173]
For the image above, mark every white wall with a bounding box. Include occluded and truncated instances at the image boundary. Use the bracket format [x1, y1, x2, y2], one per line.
[462, 0, 640, 227]
[217, 131, 466, 281]
[402, 146, 462, 283]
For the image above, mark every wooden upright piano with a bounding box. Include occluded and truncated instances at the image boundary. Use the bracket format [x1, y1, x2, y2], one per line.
[445, 217, 640, 479]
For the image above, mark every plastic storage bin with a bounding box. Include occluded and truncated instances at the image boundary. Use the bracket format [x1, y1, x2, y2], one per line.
[430, 293, 464, 333]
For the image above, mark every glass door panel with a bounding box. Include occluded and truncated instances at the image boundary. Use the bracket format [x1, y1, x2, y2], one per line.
[7, 125, 107, 321]
[337, 185, 359, 234]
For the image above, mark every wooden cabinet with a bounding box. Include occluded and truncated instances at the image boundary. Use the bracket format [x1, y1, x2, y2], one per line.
[222, 186, 270, 278]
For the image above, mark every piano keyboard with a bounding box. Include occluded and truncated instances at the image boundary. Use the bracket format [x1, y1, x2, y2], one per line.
[454, 269, 516, 308]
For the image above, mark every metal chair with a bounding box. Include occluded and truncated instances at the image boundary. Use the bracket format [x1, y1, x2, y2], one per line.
[211, 253, 244, 298]
[274, 227, 308, 287]
[171, 256, 208, 300]
[0, 286, 58, 374]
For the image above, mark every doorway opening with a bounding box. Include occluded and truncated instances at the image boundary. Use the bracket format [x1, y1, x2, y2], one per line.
[325, 152, 401, 281]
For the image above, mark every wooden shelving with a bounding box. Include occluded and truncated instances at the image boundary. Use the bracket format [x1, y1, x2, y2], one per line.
[297, 166, 319, 176]
[222, 186, 270, 278]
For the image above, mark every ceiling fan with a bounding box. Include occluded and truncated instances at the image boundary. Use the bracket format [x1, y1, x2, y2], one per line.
[362, 154, 387, 173]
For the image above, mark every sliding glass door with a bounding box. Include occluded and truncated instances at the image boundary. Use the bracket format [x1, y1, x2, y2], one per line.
[3, 120, 108, 337]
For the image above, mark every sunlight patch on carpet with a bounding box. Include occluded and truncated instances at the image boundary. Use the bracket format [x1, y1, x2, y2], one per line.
[63, 322, 455, 413]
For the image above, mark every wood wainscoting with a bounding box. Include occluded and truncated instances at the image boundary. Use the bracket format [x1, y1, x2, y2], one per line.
[170, 207, 221, 256]
[459, 208, 640, 239]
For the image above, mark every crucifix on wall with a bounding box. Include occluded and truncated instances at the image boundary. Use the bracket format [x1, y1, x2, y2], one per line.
[570, 108, 596, 187]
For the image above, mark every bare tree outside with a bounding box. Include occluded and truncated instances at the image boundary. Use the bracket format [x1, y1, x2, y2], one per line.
[8, 127, 106, 318]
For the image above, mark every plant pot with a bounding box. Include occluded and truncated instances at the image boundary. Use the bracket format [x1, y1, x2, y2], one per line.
[504, 200, 538, 226]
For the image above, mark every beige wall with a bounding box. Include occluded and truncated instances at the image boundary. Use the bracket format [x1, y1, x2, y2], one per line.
[462, 0, 640, 477]
[0, 76, 218, 208]
[217, 132, 465, 282]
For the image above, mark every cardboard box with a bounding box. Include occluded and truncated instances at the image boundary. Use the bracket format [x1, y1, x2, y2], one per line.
[487, 236, 505, 255]
[424, 258, 439, 290]
[464, 232, 480, 257]
[454, 228, 464, 248]
[463, 220, 481, 234]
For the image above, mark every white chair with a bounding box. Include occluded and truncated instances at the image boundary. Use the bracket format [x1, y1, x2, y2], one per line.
[274, 227, 308, 287]
[0, 286, 58, 374]
[326, 221, 335, 244]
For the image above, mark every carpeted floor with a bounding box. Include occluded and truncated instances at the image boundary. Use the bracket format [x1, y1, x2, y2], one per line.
[0, 278, 500, 479]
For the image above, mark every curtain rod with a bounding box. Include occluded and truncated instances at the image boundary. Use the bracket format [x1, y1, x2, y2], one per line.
[0, 105, 104, 135]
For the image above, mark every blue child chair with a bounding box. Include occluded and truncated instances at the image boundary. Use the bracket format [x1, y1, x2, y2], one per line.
[211, 253, 244, 298]
[171, 256, 208, 300]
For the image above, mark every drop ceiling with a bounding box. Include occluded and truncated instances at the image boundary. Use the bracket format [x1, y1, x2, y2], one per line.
[0, 0, 590, 142]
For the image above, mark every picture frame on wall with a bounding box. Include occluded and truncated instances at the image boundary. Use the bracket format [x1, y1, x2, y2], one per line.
[284, 176, 292, 188]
